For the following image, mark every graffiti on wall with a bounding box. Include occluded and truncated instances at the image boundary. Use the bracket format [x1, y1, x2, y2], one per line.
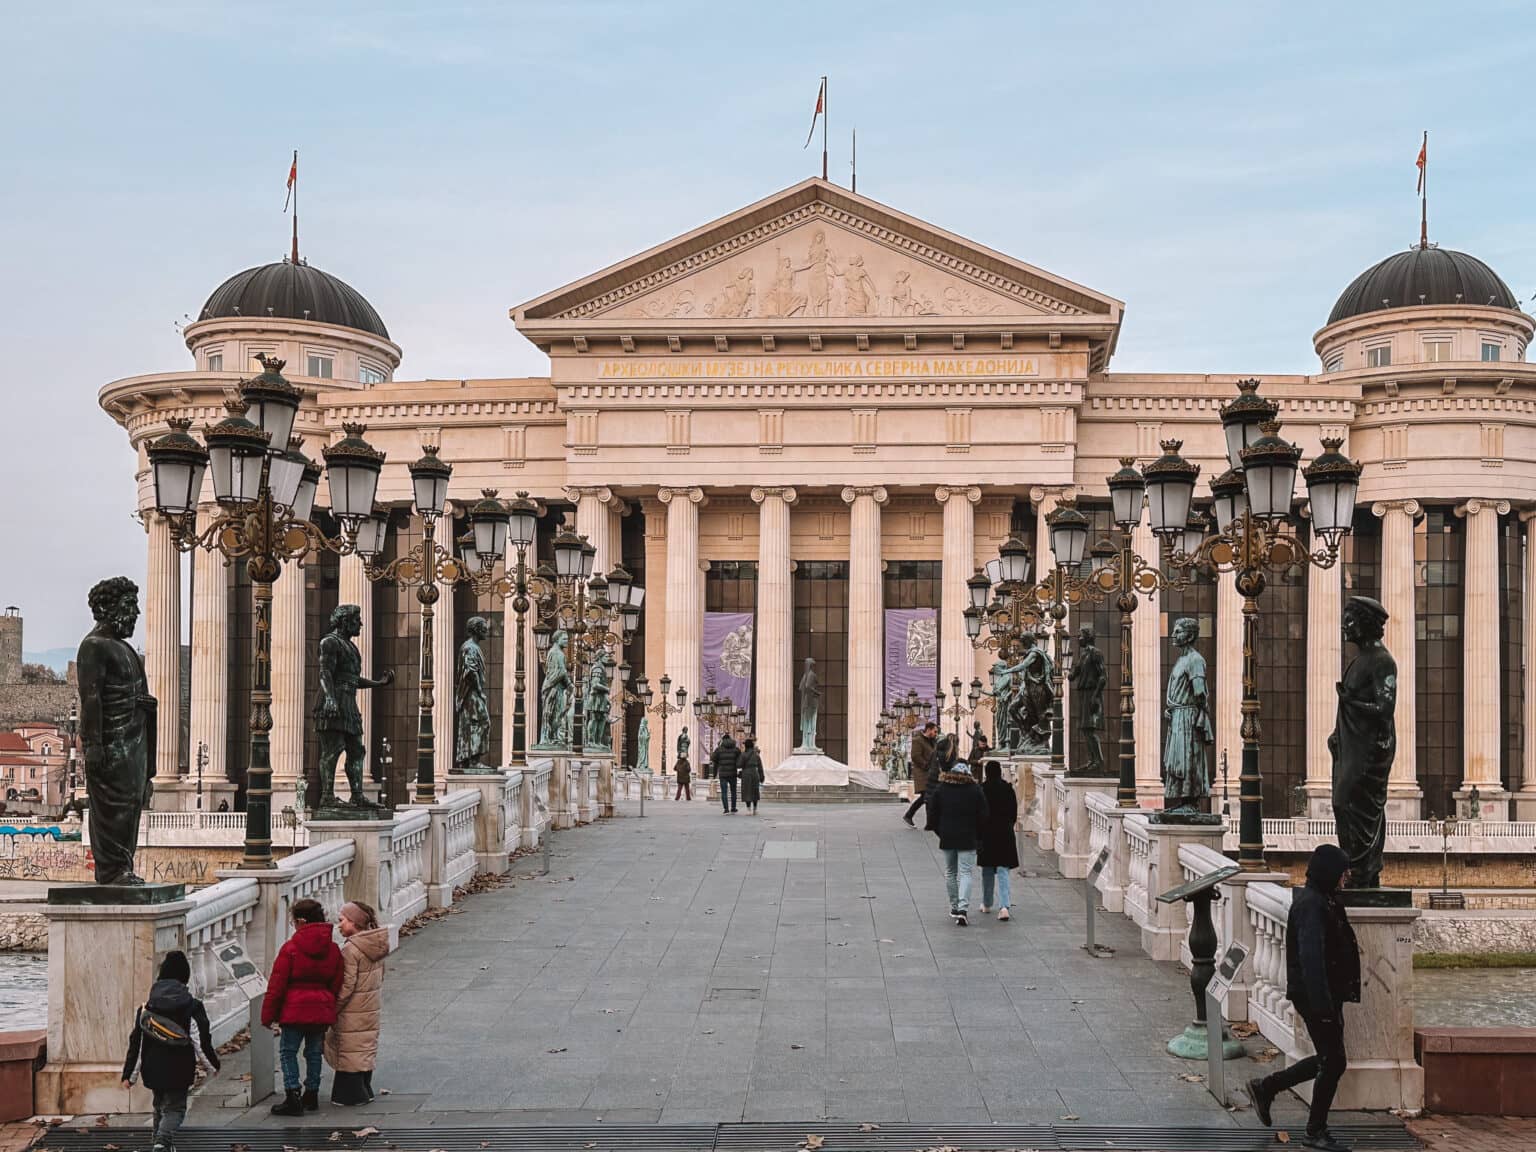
[0, 827, 273, 884]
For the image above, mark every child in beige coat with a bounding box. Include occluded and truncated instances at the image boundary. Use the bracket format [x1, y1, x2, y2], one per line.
[324, 901, 390, 1105]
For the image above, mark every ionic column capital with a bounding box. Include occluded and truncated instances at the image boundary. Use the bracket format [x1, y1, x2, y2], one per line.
[657, 486, 707, 507]
[750, 486, 798, 506]
[1371, 498, 1422, 520]
[563, 485, 615, 505]
[934, 485, 981, 505]
[1455, 498, 1511, 519]
[841, 485, 889, 506]
[1028, 484, 1075, 504]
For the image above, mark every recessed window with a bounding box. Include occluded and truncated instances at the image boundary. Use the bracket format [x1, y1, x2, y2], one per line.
[206, 352, 223, 372]
[1323, 352, 1344, 373]
[306, 354, 334, 379]
[1365, 344, 1392, 368]
[1423, 339, 1453, 363]
[359, 363, 387, 384]
[1482, 341, 1503, 362]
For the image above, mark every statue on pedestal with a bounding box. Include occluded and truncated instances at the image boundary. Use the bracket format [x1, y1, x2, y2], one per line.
[637, 715, 652, 775]
[315, 604, 394, 816]
[1069, 624, 1107, 775]
[537, 631, 572, 748]
[677, 725, 691, 766]
[985, 659, 1015, 751]
[1330, 596, 1397, 890]
[77, 577, 156, 885]
[1159, 617, 1213, 814]
[454, 616, 493, 773]
[797, 657, 822, 751]
[1014, 632, 1054, 756]
[583, 650, 613, 752]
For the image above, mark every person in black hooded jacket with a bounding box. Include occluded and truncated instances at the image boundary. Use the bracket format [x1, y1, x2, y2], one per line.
[1246, 843, 1361, 1152]
[121, 950, 221, 1152]
[711, 732, 742, 813]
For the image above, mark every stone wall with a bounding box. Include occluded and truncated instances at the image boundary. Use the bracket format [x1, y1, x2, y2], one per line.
[0, 910, 46, 951]
[1415, 910, 1536, 956]
[0, 835, 294, 885]
[1268, 853, 1536, 891]
[0, 683, 77, 730]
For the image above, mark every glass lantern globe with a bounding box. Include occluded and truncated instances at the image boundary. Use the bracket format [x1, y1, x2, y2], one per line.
[1240, 421, 1302, 522]
[998, 534, 1032, 585]
[507, 491, 538, 550]
[967, 571, 991, 612]
[205, 401, 270, 507]
[266, 437, 308, 511]
[552, 526, 585, 580]
[321, 422, 385, 527]
[1106, 457, 1146, 529]
[1180, 510, 1209, 558]
[291, 444, 322, 524]
[963, 605, 983, 640]
[1142, 439, 1200, 539]
[1209, 469, 1247, 533]
[1047, 500, 1090, 568]
[1219, 377, 1280, 472]
[353, 508, 389, 563]
[409, 445, 452, 521]
[606, 564, 633, 606]
[146, 418, 209, 517]
[469, 489, 510, 565]
[240, 355, 302, 457]
[1303, 437, 1363, 545]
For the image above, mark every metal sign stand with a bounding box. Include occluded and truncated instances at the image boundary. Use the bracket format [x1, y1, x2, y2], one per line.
[1204, 941, 1250, 1108]
[1083, 846, 1115, 958]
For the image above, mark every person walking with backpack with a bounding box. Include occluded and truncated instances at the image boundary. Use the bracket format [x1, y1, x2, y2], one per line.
[926, 759, 989, 926]
[739, 738, 765, 814]
[325, 901, 390, 1106]
[1245, 844, 1362, 1152]
[263, 898, 344, 1115]
[977, 760, 1018, 921]
[121, 950, 221, 1152]
[711, 731, 742, 813]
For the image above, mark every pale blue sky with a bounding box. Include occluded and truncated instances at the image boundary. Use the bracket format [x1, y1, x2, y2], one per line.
[4, 1, 1534, 649]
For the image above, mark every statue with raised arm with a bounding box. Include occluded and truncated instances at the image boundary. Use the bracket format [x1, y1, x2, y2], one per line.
[315, 603, 394, 816]
[584, 650, 613, 751]
[1069, 624, 1107, 775]
[637, 715, 652, 775]
[1157, 617, 1214, 815]
[1331, 596, 1397, 890]
[1016, 632, 1054, 755]
[797, 657, 822, 752]
[985, 659, 1015, 751]
[454, 616, 493, 773]
[76, 577, 155, 885]
[537, 630, 572, 748]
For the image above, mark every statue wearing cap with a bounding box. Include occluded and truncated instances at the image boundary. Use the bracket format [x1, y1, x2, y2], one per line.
[1329, 596, 1396, 889]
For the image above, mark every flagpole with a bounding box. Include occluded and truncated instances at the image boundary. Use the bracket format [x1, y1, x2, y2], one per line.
[291, 150, 300, 265]
[1419, 130, 1428, 250]
[821, 76, 829, 182]
[851, 127, 857, 194]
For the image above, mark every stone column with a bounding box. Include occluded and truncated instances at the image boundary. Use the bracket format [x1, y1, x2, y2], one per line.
[752, 486, 797, 770]
[270, 561, 306, 804]
[1521, 512, 1536, 820]
[935, 485, 981, 698]
[641, 497, 667, 773]
[568, 485, 617, 574]
[1214, 570, 1242, 814]
[1304, 559, 1343, 816]
[433, 575, 456, 790]
[189, 506, 228, 785]
[1373, 500, 1422, 817]
[658, 487, 706, 703]
[144, 512, 182, 783]
[1132, 516, 1163, 804]
[339, 552, 374, 777]
[1457, 498, 1510, 817]
[843, 486, 888, 770]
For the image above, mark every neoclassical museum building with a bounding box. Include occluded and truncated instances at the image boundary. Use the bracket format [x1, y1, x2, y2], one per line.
[102, 178, 1536, 821]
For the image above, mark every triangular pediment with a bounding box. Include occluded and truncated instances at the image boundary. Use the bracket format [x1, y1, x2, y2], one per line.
[514, 179, 1122, 326]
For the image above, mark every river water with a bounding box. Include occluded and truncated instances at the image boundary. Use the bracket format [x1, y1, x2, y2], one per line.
[0, 951, 47, 1030]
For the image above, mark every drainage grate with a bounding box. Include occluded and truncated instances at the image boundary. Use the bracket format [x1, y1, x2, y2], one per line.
[762, 840, 818, 860]
[705, 986, 763, 1001]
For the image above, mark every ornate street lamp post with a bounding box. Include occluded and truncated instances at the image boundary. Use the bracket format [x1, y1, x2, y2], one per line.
[1040, 500, 1108, 776]
[1148, 380, 1361, 869]
[146, 355, 384, 866]
[636, 674, 688, 776]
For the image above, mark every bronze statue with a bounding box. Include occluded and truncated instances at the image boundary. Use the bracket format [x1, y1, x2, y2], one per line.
[1330, 596, 1397, 889]
[1015, 633, 1054, 755]
[1161, 617, 1214, 811]
[455, 616, 493, 773]
[315, 604, 394, 815]
[537, 631, 572, 748]
[1069, 624, 1107, 775]
[797, 657, 821, 751]
[583, 650, 613, 752]
[77, 577, 156, 885]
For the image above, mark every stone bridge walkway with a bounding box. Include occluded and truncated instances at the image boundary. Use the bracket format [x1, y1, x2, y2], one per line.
[196, 797, 1325, 1129]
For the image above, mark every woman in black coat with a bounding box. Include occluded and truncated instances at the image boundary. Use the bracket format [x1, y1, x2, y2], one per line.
[739, 739, 765, 813]
[976, 760, 1019, 920]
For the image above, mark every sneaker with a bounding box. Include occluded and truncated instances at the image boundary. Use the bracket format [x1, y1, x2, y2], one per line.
[902, 814, 915, 827]
[1302, 1132, 1349, 1152]
[954, 912, 968, 926]
[998, 907, 1010, 921]
[1245, 1078, 1273, 1126]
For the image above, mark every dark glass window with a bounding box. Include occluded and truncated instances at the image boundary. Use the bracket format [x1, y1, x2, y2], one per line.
[302, 516, 341, 809]
[373, 509, 423, 809]
[1066, 501, 1122, 774]
[1254, 517, 1309, 815]
[1416, 507, 1463, 819]
[794, 561, 849, 762]
[1500, 513, 1524, 794]
[1160, 521, 1217, 785]
[227, 558, 252, 805]
[619, 511, 647, 771]
[1342, 509, 1381, 602]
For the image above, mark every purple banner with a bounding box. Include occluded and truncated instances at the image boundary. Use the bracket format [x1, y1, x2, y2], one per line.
[701, 611, 755, 741]
[885, 607, 938, 708]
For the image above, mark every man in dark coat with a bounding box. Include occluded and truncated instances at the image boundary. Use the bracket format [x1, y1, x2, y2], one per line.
[977, 760, 1019, 920]
[926, 760, 989, 926]
[902, 721, 939, 826]
[711, 732, 742, 813]
[923, 732, 958, 832]
[1246, 844, 1362, 1152]
[121, 950, 221, 1152]
[739, 738, 765, 813]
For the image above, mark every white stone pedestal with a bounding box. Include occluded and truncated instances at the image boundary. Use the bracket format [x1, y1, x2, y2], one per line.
[1058, 777, 1117, 878]
[150, 778, 241, 813]
[446, 770, 512, 876]
[307, 817, 402, 946]
[596, 756, 616, 818]
[1329, 904, 1425, 1111]
[1386, 783, 1423, 820]
[766, 750, 850, 786]
[1096, 804, 1141, 913]
[548, 756, 573, 829]
[1140, 819, 1227, 962]
[1455, 785, 1510, 822]
[1214, 869, 1289, 1023]
[1515, 788, 1536, 821]
[37, 893, 193, 1114]
[1303, 781, 1333, 819]
[1030, 764, 1063, 849]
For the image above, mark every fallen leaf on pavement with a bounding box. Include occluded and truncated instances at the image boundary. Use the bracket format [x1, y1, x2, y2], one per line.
[1230, 1020, 1259, 1038]
[379, 1088, 391, 1095]
[878, 938, 893, 944]
[1060, 1113, 1079, 1121]
[1276, 1132, 1290, 1144]
[1177, 1073, 1205, 1083]
[800, 1137, 825, 1151]
[353, 1128, 379, 1138]
[94, 1116, 110, 1127]
[230, 1144, 250, 1152]
[104, 1145, 120, 1150]
[328, 1133, 342, 1143]
[479, 1142, 490, 1148]
[1254, 1046, 1281, 1063]
[858, 1122, 880, 1131]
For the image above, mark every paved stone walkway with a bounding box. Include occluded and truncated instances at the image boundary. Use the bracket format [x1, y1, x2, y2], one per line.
[198, 796, 1329, 1129]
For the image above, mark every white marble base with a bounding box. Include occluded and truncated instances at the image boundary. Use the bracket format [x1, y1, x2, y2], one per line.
[1327, 905, 1424, 1111]
[1058, 777, 1118, 878]
[849, 768, 891, 792]
[1455, 785, 1510, 821]
[766, 751, 850, 786]
[1385, 782, 1423, 820]
[1140, 820, 1227, 962]
[1515, 789, 1536, 821]
[446, 771, 512, 876]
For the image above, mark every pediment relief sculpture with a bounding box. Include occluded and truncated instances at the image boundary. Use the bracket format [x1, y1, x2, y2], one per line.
[613, 221, 1048, 322]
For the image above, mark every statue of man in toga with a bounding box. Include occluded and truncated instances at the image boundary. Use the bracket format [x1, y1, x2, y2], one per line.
[797, 657, 822, 751]
[538, 631, 572, 748]
[454, 616, 493, 773]
[315, 604, 394, 814]
[1330, 596, 1397, 890]
[76, 577, 156, 885]
[1160, 617, 1214, 812]
[637, 715, 652, 775]
[1069, 624, 1107, 775]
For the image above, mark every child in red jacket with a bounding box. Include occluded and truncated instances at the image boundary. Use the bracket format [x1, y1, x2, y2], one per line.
[262, 898, 344, 1115]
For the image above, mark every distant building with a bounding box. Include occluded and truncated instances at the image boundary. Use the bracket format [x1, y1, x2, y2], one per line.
[0, 607, 21, 685]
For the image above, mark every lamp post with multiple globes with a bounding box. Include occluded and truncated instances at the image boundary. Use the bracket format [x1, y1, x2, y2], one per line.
[636, 674, 688, 777]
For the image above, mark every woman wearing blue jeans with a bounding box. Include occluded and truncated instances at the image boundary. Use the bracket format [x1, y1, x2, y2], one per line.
[926, 760, 989, 926]
[977, 760, 1019, 921]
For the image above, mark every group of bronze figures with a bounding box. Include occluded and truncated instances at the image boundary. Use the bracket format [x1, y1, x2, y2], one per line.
[78, 571, 1399, 892]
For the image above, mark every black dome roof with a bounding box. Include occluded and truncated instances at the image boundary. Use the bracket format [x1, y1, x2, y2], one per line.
[1328, 246, 1518, 325]
[199, 260, 389, 339]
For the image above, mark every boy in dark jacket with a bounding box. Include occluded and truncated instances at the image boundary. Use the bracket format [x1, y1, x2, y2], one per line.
[262, 898, 344, 1115]
[1246, 844, 1362, 1152]
[711, 732, 741, 813]
[926, 760, 989, 926]
[121, 950, 221, 1152]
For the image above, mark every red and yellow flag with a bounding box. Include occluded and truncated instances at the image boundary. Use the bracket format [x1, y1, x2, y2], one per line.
[803, 79, 825, 149]
[1415, 133, 1426, 194]
[283, 151, 298, 212]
